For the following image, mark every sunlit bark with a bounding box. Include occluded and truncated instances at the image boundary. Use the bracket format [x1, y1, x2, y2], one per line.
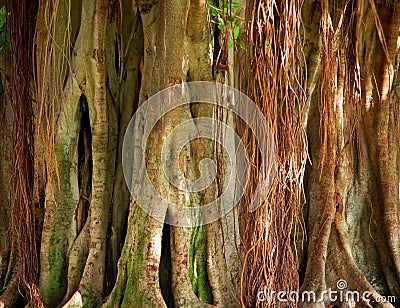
[0, 0, 399, 308]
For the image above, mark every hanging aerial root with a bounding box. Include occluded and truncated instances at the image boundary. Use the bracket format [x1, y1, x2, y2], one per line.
[7, 0, 43, 307]
[239, 0, 307, 307]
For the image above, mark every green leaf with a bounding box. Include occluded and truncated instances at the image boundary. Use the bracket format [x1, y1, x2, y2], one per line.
[216, 17, 224, 31]
[0, 6, 9, 53]
[0, 10, 5, 28]
[231, 1, 240, 7]
[228, 40, 233, 48]
[234, 24, 240, 40]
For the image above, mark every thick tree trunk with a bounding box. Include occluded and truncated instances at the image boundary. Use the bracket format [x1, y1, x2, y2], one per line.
[0, 0, 399, 307]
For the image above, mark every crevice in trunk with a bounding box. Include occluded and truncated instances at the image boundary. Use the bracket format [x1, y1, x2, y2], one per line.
[159, 220, 174, 308]
[392, 47, 400, 92]
[75, 93, 92, 235]
[211, 0, 225, 76]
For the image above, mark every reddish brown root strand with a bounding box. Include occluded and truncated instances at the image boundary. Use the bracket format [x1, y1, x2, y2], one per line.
[239, 1, 307, 307]
[7, 0, 43, 307]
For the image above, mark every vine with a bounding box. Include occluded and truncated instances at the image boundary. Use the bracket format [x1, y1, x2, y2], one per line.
[209, 1, 243, 49]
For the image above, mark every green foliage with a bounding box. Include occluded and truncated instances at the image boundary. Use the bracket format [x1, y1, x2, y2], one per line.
[209, 1, 244, 49]
[0, 6, 10, 53]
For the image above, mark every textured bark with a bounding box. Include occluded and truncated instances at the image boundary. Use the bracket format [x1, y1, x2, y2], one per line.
[299, 1, 400, 307]
[1, 0, 400, 307]
[0, 54, 13, 291]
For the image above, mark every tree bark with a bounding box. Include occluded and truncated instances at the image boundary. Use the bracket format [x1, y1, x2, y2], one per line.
[0, 0, 399, 307]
